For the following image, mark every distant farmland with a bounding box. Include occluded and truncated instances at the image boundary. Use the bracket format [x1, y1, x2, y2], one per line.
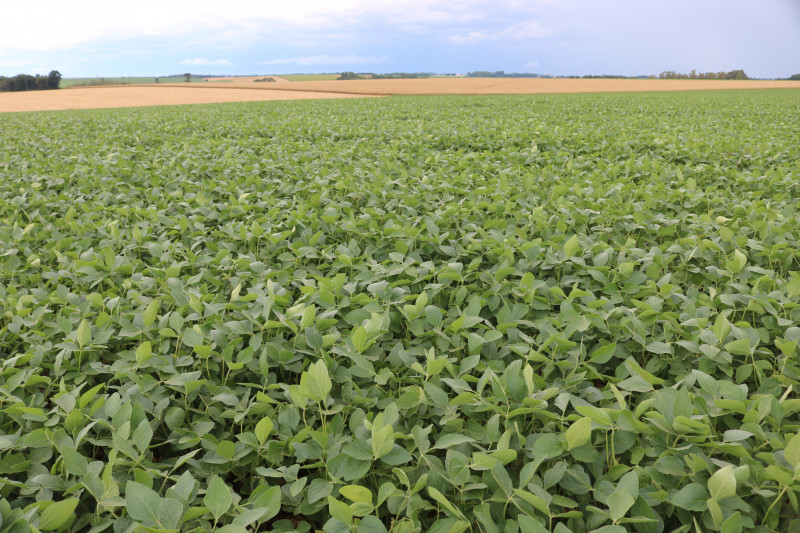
[195, 76, 800, 95]
[60, 76, 212, 87]
[279, 74, 341, 81]
[0, 85, 371, 112]
[3, 77, 798, 113]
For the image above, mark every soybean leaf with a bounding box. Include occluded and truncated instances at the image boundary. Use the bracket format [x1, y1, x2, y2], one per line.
[204, 476, 233, 520]
[299, 360, 332, 402]
[565, 416, 593, 450]
[39, 499, 80, 530]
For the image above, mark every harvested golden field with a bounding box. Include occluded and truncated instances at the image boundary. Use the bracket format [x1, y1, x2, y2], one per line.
[2, 78, 797, 113]
[0, 85, 371, 113]
[193, 77, 800, 95]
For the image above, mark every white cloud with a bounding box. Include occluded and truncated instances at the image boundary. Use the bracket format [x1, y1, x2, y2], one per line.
[259, 55, 387, 66]
[182, 57, 232, 66]
[449, 19, 553, 44]
[525, 61, 540, 70]
[0, 60, 29, 68]
[0, 0, 556, 51]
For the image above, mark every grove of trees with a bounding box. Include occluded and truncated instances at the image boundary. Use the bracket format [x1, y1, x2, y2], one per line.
[468, 71, 541, 78]
[465, 69, 753, 80]
[658, 69, 749, 80]
[370, 73, 423, 79]
[0, 70, 62, 92]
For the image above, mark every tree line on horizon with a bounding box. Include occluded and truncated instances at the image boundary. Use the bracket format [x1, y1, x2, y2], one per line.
[338, 72, 429, 80]
[658, 69, 749, 80]
[0, 71, 62, 92]
[467, 69, 755, 80]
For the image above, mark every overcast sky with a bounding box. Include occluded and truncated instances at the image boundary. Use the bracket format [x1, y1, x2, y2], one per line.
[1, 0, 798, 78]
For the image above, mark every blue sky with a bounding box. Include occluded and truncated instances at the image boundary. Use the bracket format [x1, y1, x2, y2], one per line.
[1, 0, 798, 78]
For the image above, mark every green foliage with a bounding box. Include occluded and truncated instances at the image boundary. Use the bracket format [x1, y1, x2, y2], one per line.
[60, 76, 210, 87]
[1, 90, 800, 532]
[38, 499, 79, 530]
[280, 74, 340, 81]
[658, 69, 749, 80]
[0, 70, 61, 92]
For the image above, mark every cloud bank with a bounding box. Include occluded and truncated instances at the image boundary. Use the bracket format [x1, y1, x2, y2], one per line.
[182, 58, 232, 66]
[259, 55, 387, 66]
[1, 0, 798, 78]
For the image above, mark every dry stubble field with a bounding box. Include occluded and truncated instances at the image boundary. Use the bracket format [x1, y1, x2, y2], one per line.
[0, 77, 798, 112]
[0, 85, 370, 113]
[200, 76, 800, 95]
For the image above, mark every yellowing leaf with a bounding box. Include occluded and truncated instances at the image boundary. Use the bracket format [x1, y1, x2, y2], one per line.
[255, 417, 274, 445]
[339, 485, 372, 504]
[563, 234, 580, 258]
[372, 424, 394, 459]
[39, 499, 79, 530]
[298, 360, 332, 402]
[143, 298, 159, 329]
[327, 496, 353, 525]
[351, 326, 368, 353]
[135, 341, 152, 365]
[565, 416, 593, 450]
[76, 319, 92, 349]
[727, 249, 747, 274]
[725, 338, 751, 356]
[708, 465, 736, 501]
[784, 433, 800, 467]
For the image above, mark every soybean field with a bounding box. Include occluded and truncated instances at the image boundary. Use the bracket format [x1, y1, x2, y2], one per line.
[1, 89, 800, 533]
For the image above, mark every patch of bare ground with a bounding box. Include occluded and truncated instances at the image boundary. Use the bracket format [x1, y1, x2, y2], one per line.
[0, 85, 373, 113]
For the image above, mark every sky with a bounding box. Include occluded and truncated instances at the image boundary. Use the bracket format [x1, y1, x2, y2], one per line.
[1, 0, 798, 79]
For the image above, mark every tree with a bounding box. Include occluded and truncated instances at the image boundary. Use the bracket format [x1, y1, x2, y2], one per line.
[656, 69, 748, 80]
[15, 74, 35, 91]
[788, 74, 800, 81]
[0, 70, 62, 92]
[47, 70, 62, 89]
[725, 69, 747, 80]
[184, 73, 192, 83]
